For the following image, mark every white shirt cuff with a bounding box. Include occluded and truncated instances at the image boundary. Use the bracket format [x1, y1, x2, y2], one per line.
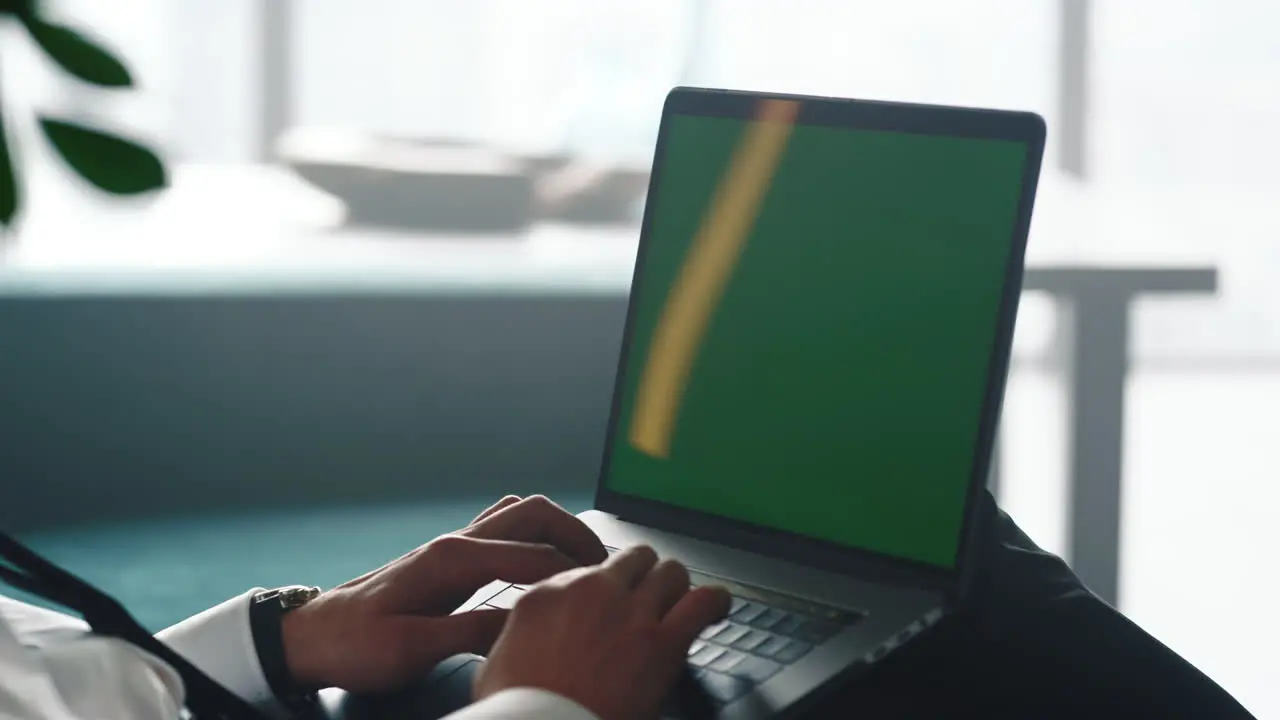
[156, 588, 287, 716]
[156, 593, 600, 720]
[446, 687, 600, 720]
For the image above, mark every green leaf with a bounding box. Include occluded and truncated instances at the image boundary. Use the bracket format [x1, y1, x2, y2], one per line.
[0, 109, 19, 227]
[39, 117, 166, 195]
[25, 17, 132, 87]
[0, 1, 34, 17]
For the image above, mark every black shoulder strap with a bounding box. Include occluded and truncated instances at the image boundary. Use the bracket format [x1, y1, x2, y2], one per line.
[0, 531, 269, 720]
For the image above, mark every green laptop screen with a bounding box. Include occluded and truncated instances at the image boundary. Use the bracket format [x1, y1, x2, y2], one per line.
[602, 106, 1029, 568]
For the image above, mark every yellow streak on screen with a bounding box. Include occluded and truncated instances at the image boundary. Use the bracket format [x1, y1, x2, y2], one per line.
[629, 99, 800, 459]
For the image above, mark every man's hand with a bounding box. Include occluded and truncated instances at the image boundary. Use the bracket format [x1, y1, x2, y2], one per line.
[280, 495, 608, 692]
[475, 545, 731, 720]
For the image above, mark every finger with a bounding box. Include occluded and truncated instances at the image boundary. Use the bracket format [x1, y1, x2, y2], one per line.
[471, 495, 522, 525]
[633, 559, 691, 618]
[402, 608, 509, 663]
[382, 536, 578, 611]
[461, 495, 607, 566]
[435, 536, 579, 589]
[529, 563, 597, 590]
[333, 495, 523, 590]
[661, 586, 732, 645]
[600, 544, 660, 589]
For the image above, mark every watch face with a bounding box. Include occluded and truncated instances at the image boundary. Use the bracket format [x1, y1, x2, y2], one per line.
[272, 585, 321, 610]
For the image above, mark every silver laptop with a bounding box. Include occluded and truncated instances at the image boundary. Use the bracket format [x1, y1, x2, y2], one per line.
[459, 87, 1045, 718]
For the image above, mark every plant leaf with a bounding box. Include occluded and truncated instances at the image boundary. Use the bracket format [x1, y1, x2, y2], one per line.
[0, 1, 34, 17]
[25, 17, 131, 87]
[39, 118, 165, 195]
[0, 108, 18, 227]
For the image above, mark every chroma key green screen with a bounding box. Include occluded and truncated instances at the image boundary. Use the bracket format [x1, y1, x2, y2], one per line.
[603, 108, 1028, 568]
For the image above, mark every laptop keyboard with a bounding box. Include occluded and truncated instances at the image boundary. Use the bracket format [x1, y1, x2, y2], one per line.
[474, 552, 864, 707]
[682, 595, 852, 703]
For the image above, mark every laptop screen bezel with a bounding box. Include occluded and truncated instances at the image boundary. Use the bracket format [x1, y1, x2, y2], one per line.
[594, 86, 1046, 597]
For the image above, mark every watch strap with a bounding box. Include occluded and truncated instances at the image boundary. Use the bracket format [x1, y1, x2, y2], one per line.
[250, 586, 321, 712]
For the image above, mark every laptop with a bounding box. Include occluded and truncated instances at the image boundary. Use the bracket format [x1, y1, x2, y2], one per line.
[457, 87, 1045, 718]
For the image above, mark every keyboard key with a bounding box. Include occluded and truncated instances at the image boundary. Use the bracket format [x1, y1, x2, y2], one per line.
[687, 641, 706, 657]
[700, 672, 753, 703]
[729, 597, 747, 614]
[795, 620, 840, 644]
[707, 650, 746, 674]
[710, 623, 751, 646]
[699, 621, 729, 641]
[485, 586, 524, 609]
[688, 646, 726, 668]
[750, 608, 788, 631]
[730, 656, 782, 683]
[771, 614, 805, 638]
[731, 630, 771, 653]
[754, 636, 791, 659]
[732, 602, 766, 624]
[775, 640, 813, 664]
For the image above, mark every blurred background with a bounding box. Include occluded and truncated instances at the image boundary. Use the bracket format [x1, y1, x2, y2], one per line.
[0, 0, 1276, 716]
